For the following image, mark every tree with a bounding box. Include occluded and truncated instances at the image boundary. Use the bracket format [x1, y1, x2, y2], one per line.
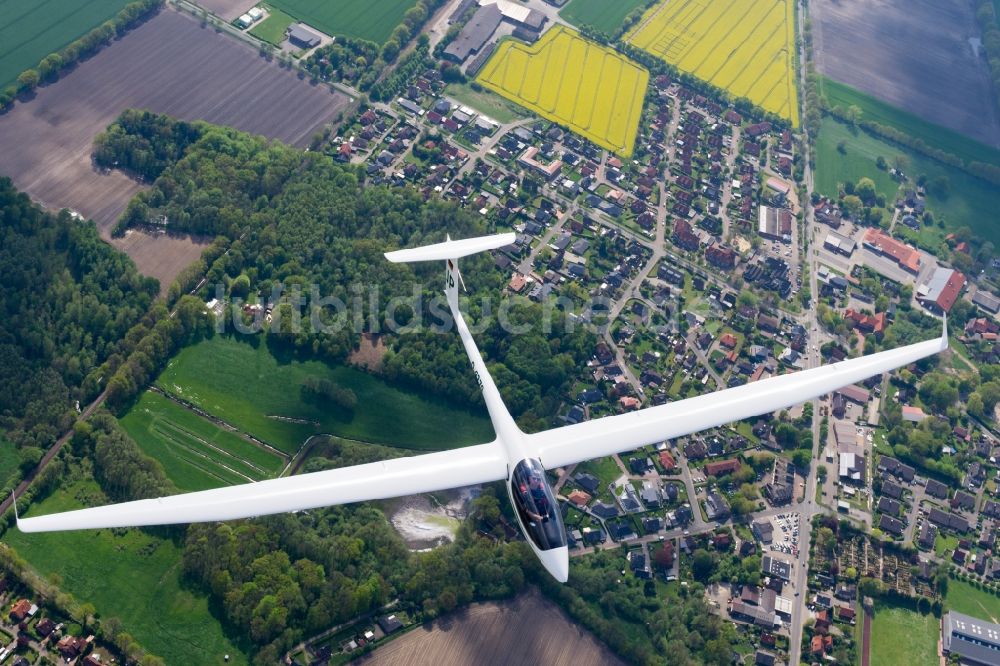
[841, 194, 863, 219]
[691, 549, 716, 581]
[846, 104, 862, 125]
[16, 69, 39, 93]
[856, 177, 877, 205]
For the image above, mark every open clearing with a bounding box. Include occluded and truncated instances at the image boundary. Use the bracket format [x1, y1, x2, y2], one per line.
[815, 119, 1000, 246]
[267, 0, 419, 44]
[625, 0, 798, 125]
[811, 0, 1000, 148]
[358, 587, 623, 666]
[6, 480, 247, 665]
[477, 26, 648, 156]
[119, 390, 286, 492]
[868, 603, 937, 666]
[155, 335, 494, 455]
[0, 0, 131, 89]
[559, 0, 649, 34]
[947, 579, 1000, 623]
[0, 7, 349, 291]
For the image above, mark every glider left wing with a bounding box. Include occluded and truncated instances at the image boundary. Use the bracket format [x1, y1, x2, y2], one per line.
[529, 326, 947, 470]
[17, 441, 507, 532]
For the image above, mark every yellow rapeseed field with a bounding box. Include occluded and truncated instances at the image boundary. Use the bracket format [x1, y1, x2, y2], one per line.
[477, 26, 649, 156]
[625, 0, 798, 126]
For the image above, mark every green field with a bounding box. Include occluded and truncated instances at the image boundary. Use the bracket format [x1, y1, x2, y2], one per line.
[445, 82, 527, 124]
[155, 335, 493, 455]
[248, 7, 296, 45]
[6, 480, 246, 665]
[869, 603, 938, 666]
[947, 578, 1000, 623]
[559, 0, 650, 34]
[820, 78, 1000, 168]
[0, 0, 132, 89]
[815, 119, 1000, 246]
[266, 0, 418, 43]
[119, 391, 286, 492]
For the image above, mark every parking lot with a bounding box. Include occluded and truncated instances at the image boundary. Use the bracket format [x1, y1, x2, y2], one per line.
[768, 512, 800, 557]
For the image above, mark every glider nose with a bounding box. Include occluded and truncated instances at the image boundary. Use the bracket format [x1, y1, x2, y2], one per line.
[539, 546, 569, 583]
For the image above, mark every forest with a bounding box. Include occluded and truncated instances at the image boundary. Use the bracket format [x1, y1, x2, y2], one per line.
[98, 111, 595, 431]
[0, 177, 158, 476]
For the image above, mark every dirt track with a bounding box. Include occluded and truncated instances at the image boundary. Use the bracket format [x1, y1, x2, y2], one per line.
[0, 7, 349, 291]
[811, 0, 1000, 148]
[356, 588, 624, 666]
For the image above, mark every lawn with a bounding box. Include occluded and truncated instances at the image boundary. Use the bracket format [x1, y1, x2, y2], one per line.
[155, 335, 493, 455]
[6, 480, 247, 665]
[119, 391, 286, 492]
[266, 0, 419, 43]
[947, 578, 1000, 623]
[477, 26, 649, 156]
[626, 0, 798, 125]
[559, 0, 650, 34]
[445, 81, 527, 124]
[935, 532, 960, 557]
[819, 78, 1000, 168]
[0, 0, 132, 89]
[814, 118, 1000, 246]
[248, 7, 295, 45]
[869, 603, 938, 666]
[574, 456, 622, 493]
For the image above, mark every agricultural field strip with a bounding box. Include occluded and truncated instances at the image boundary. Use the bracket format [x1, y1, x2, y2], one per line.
[625, 0, 797, 123]
[478, 26, 647, 155]
[151, 420, 264, 481]
[0, 0, 131, 87]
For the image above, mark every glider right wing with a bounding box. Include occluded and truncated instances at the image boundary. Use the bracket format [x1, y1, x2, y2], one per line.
[529, 321, 947, 470]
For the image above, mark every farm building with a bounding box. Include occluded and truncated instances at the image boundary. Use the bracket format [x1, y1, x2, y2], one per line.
[972, 289, 1000, 314]
[862, 228, 920, 274]
[478, 0, 547, 30]
[916, 267, 967, 314]
[758, 205, 792, 242]
[287, 24, 321, 49]
[444, 4, 502, 62]
[823, 231, 855, 257]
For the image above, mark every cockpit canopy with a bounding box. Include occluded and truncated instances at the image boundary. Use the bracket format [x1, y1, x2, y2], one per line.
[509, 458, 566, 551]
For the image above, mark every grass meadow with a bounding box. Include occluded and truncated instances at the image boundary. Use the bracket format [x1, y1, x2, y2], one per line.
[266, 0, 418, 43]
[947, 578, 1000, 623]
[559, 0, 650, 34]
[869, 603, 938, 666]
[820, 77, 1000, 168]
[477, 26, 648, 155]
[814, 118, 1000, 246]
[0, 0, 131, 88]
[6, 480, 246, 665]
[155, 335, 493, 455]
[626, 0, 797, 124]
[444, 81, 527, 124]
[119, 391, 286, 492]
[248, 7, 295, 45]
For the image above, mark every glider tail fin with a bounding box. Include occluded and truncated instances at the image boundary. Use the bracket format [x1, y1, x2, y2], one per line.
[384, 233, 521, 439]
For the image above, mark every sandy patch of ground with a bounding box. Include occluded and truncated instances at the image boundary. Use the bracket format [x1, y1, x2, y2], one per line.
[389, 488, 478, 550]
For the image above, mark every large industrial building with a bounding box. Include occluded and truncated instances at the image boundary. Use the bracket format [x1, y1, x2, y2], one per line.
[942, 611, 1000, 665]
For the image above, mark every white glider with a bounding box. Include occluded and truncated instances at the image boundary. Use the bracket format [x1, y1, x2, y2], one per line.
[17, 233, 948, 582]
